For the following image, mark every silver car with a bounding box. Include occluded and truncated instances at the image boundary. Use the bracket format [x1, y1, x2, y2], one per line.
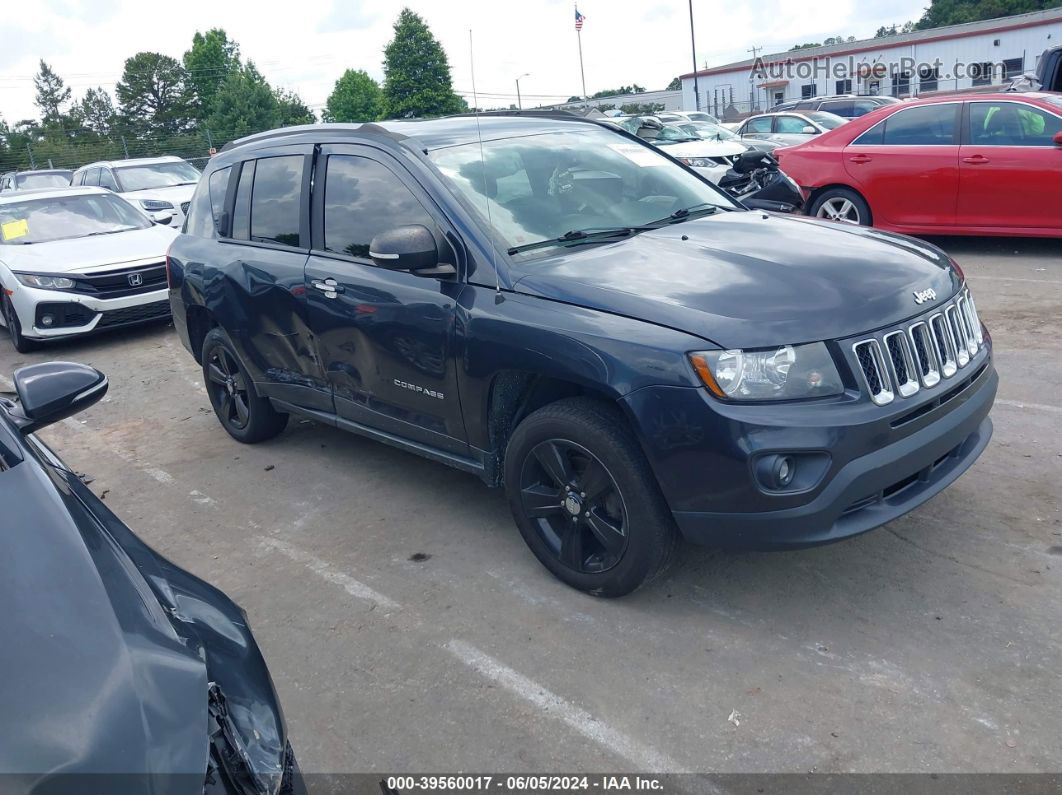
[735, 111, 847, 147]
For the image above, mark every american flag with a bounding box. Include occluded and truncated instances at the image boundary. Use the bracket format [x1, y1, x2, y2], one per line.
[575, 7, 585, 30]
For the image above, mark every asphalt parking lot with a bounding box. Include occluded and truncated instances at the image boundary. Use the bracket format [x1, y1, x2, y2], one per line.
[2, 235, 1060, 776]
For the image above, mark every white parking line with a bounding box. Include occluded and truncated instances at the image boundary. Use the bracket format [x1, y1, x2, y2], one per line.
[445, 639, 689, 775]
[996, 398, 1062, 415]
[256, 535, 400, 610]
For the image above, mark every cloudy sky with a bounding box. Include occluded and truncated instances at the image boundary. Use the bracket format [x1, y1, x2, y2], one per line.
[0, 0, 927, 121]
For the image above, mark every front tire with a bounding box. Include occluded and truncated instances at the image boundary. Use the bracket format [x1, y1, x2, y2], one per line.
[810, 187, 871, 226]
[201, 328, 288, 443]
[503, 397, 679, 597]
[3, 294, 35, 353]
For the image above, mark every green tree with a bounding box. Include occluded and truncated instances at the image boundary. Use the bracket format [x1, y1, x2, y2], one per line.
[275, 88, 316, 126]
[33, 60, 72, 127]
[381, 8, 465, 118]
[205, 62, 279, 142]
[620, 102, 665, 115]
[183, 29, 241, 119]
[116, 52, 194, 135]
[77, 87, 116, 135]
[324, 69, 382, 122]
[666, 77, 682, 91]
[915, 0, 1060, 29]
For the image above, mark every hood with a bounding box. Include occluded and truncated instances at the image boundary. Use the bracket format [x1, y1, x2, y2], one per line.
[512, 211, 961, 349]
[654, 139, 748, 158]
[0, 446, 208, 788]
[0, 224, 177, 274]
[120, 184, 197, 204]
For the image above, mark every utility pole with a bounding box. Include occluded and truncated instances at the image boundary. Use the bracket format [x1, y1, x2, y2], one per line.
[747, 45, 762, 113]
[26, 144, 35, 169]
[515, 73, 530, 110]
[688, 0, 700, 110]
[575, 6, 588, 104]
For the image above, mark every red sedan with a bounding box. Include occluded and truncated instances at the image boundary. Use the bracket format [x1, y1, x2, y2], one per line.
[775, 92, 1062, 237]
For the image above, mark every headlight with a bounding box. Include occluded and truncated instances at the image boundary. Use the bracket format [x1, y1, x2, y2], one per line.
[679, 157, 718, 168]
[14, 273, 75, 289]
[139, 199, 174, 210]
[689, 342, 844, 401]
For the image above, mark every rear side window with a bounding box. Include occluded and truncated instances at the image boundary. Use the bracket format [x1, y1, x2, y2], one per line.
[819, 101, 853, 117]
[98, 168, 118, 191]
[249, 156, 303, 247]
[322, 155, 433, 259]
[881, 105, 958, 145]
[82, 167, 100, 187]
[745, 117, 772, 134]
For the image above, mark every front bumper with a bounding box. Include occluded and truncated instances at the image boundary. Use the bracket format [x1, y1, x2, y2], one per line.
[9, 284, 171, 339]
[623, 349, 996, 549]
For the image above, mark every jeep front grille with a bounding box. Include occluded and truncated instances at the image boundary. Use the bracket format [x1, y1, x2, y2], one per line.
[852, 288, 985, 407]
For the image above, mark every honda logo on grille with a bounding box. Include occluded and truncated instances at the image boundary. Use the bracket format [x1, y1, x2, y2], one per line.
[913, 288, 936, 305]
[127, 273, 143, 287]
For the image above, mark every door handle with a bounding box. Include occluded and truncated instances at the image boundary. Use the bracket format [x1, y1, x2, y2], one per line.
[848, 154, 872, 164]
[311, 278, 344, 297]
[962, 155, 990, 165]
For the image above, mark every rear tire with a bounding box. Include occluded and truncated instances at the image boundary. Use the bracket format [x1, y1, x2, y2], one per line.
[2, 294, 35, 354]
[810, 187, 871, 226]
[201, 328, 288, 443]
[503, 397, 679, 597]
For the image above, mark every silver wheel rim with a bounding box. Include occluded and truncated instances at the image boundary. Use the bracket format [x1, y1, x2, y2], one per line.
[816, 196, 862, 224]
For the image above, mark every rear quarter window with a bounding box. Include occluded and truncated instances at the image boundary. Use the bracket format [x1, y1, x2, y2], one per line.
[184, 165, 230, 238]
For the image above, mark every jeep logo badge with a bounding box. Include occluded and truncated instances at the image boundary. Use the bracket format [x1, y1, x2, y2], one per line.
[913, 288, 936, 305]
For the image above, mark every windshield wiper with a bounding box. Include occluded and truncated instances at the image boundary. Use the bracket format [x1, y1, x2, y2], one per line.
[507, 226, 653, 255]
[650, 203, 733, 225]
[85, 227, 138, 237]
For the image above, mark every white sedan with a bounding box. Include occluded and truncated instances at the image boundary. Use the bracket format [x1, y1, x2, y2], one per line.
[0, 187, 178, 352]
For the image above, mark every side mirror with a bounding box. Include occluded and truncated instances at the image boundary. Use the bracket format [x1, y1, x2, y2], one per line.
[1054, 131, 1062, 147]
[733, 150, 778, 174]
[369, 224, 454, 276]
[151, 210, 174, 225]
[801, 126, 817, 134]
[8, 362, 107, 434]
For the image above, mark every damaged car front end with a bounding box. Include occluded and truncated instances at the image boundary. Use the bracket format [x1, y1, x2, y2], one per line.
[0, 362, 302, 795]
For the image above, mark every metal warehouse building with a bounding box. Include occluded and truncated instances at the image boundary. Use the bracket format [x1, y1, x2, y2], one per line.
[681, 7, 1062, 120]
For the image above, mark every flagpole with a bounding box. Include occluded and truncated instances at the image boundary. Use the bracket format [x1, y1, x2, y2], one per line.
[576, 4, 588, 104]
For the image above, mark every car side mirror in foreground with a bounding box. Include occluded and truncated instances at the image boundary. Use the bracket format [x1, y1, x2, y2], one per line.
[151, 210, 175, 225]
[802, 126, 817, 134]
[369, 224, 455, 277]
[8, 362, 107, 434]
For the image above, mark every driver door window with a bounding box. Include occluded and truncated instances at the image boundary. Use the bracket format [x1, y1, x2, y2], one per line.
[98, 168, 118, 191]
[322, 156, 435, 259]
[743, 117, 772, 136]
[775, 115, 813, 134]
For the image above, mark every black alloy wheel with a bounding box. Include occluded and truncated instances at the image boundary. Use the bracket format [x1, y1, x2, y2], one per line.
[3, 295, 34, 353]
[207, 346, 252, 430]
[519, 439, 629, 574]
[200, 328, 287, 443]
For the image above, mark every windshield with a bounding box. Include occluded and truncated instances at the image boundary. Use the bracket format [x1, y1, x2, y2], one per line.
[15, 172, 72, 189]
[0, 193, 151, 244]
[115, 161, 200, 191]
[687, 122, 739, 142]
[655, 125, 698, 142]
[807, 112, 848, 129]
[429, 127, 737, 258]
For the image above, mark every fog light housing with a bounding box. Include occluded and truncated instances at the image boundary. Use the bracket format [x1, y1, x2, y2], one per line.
[756, 454, 797, 490]
[753, 452, 831, 494]
[776, 456, 794, 487]
[41, 314, 54, 327]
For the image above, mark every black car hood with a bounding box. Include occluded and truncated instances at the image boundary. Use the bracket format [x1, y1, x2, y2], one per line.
[512, 211, 961, 348]
[0, 456, 209, 789]
[0, 421, 288, 794]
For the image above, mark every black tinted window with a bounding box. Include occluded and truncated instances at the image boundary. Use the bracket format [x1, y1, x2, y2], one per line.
[249, 156, 303, 247]
[819, 101, 853, 117]
[231, 160, 254, 240]
[881, 105, 957, 145]
[852, 121, 884, 146]
[323, 156, 433, 259]
[208, 166, 232, 232]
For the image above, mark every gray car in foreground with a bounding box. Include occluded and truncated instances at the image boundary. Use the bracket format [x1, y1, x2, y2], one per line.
[0, 361, 302, 795]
